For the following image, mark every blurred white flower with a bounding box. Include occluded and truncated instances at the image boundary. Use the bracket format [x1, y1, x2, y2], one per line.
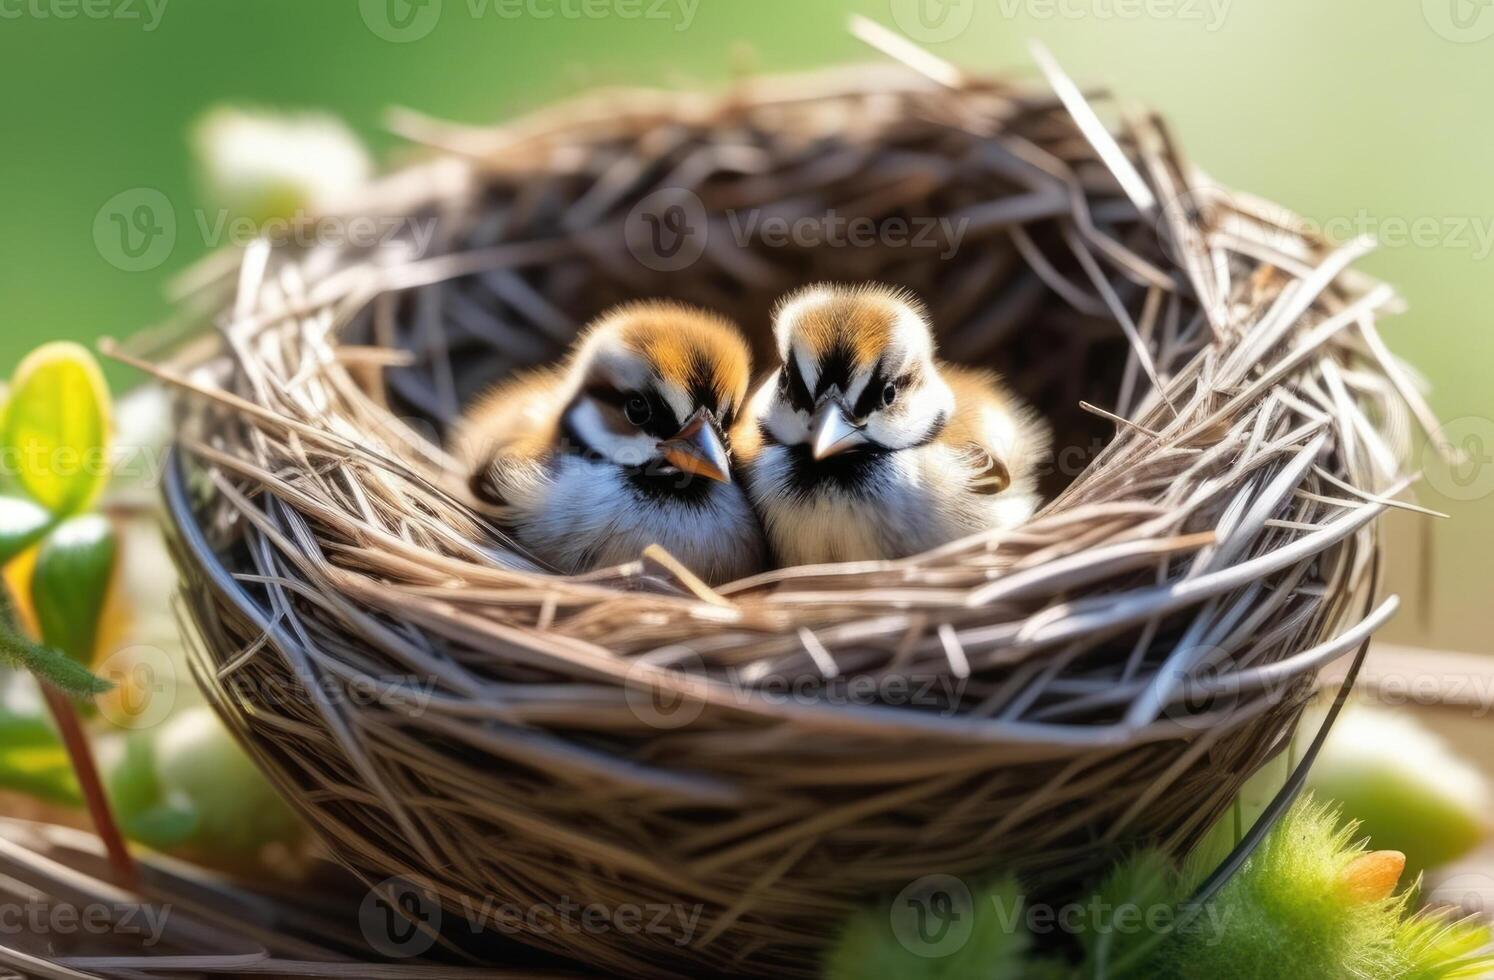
[107, 383, 172, 506]
[193, 107, 372, 223]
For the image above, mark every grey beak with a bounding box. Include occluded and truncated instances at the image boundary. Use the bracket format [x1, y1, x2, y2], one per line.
[658, 410, 733, 483]
[810, 402, 868, 460]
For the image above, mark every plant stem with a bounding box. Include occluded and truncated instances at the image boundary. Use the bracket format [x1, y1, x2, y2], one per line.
[40, 684, 138, 889]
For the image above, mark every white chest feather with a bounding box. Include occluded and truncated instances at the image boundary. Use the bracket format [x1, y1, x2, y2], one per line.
[746, 444, 1039, 565]
[506, 456, 767, 584]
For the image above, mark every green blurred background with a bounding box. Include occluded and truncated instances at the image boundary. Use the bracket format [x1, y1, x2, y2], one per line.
[1, 0, 1489, 650]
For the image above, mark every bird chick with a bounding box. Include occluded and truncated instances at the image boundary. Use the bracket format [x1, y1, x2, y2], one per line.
[456, 301, 767, 584]
[741, 283, 1049, 565]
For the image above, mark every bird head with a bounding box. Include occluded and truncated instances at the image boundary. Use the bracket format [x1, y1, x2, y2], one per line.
[561, 301, 750, 484]
[754, 284, 954, 459]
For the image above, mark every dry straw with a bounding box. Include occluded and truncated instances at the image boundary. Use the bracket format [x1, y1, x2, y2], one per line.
[115, 20, 1438, 979]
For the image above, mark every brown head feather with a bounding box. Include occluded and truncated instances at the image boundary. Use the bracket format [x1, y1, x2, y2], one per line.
[773, 283, 929, 372]
[592, 301, 753, 418]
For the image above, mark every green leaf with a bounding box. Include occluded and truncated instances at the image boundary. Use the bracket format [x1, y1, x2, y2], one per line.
[0, 703, 79, 805]
[0, 584, 111, 699]
[32, 515, 117, 666]
[125, 805, 200, 849]
[151, 705, 303, 856]
[106, 731, 200, 849]
[106, 729, 160, 818]
[1, 342, 112, 517]
[0, 496, 52, 565]
[0, 633, 113, 697]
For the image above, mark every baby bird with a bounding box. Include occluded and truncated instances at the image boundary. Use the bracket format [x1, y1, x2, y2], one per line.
[742, 284, 1049, 565]
[456, 301, 767, 584]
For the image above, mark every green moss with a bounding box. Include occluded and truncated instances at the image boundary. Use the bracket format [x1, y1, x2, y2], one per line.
[822, 797, 1494, 980]
[1159, 800, 1401, 978]
[1150, 798, 1493, 980]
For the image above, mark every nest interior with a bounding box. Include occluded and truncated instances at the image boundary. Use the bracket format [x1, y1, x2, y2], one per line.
[147, 50, 1432, 980]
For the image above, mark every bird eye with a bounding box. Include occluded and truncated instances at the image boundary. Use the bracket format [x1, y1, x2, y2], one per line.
[881, 382, 898, 408]
[624, 394, 652, 426]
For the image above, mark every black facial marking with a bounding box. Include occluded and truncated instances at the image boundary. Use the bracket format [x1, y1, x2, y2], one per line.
[643, 390, 681, 439]
[565, 392, 727, 506]
[850, 359, 890, 419]
[815, 344, 853, 399]
[685, 351, 721, 421]
[562, 411, 725, 506]
[782, 356, 815, 413]
[780, 443, 892, 500]
[582, 383, 679, 440]
[625, 467, 723, 507]
[584, 383, 625, 410]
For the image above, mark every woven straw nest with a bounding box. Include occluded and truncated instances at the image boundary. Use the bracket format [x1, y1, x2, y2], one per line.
[137, 26, 1439, 979]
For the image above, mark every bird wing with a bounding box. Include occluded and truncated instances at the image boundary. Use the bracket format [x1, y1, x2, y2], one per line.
[960, 443, 1012, 496]
[455, 366, 569, 507]
[938, 365, 1046, 497]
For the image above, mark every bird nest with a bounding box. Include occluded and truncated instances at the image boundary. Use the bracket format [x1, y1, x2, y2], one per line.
[141, 33, 1433, 980]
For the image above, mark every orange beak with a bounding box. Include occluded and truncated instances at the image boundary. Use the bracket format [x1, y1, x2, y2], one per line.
[658, 411, 733, 483]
